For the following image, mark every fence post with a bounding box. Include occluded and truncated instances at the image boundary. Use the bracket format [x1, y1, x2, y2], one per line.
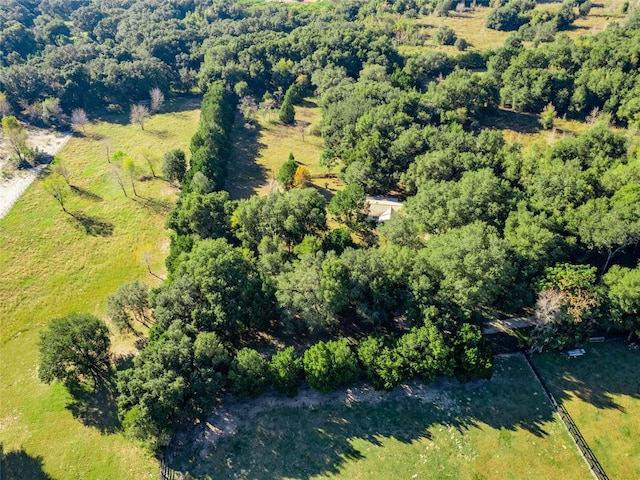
[522, 352, 610, 480]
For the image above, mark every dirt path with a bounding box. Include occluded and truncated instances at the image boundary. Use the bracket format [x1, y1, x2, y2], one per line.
[483, 316, 537, 334]
[0, 129, 71, 220]
[171, 374, 476, 463]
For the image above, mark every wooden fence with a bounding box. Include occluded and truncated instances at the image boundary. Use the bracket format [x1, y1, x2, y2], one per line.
[160, 454, 177, 480]
[523, 352, 610, 480]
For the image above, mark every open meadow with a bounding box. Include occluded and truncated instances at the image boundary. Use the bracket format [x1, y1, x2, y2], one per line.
[406, 1, 626, 56]
[170, 354, 590, 480]
[226, 99, 342, 201]
[0, 97, 200, 479]
[533, 340, 640, 480]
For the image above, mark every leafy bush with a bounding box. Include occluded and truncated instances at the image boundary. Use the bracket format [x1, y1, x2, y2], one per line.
[269, 346, 304, 396]
[229, 348, 269, 398]
[293, 165, 311, 188]
[303, 338, 360, 392]
[322, 227, 356, 254]
[486, 0, 533, 31]
[277, 153, 298, 189]
[454, 37, 469, 51]
[434, 26, 457, 46]
[452, 323, 494, 381]
[540, 103, 556, 130]
[396, 323, 453, 381]
[162, 148, 187, 183]
[455, 51, 486, 70]
[106, 280, 150, 333]
[578, 0, 592, 17]
[357, 336, 404, 390]
[191, 331, 231, 408]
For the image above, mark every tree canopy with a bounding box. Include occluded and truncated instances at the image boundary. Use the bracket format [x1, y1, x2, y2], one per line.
[38, 313, 111, 388]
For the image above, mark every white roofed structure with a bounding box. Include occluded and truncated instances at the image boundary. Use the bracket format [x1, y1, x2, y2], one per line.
[366, 196, 403, 223]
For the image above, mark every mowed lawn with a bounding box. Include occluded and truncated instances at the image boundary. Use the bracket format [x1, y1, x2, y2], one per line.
[226, 98, 341, 200]
[533, 341, 640, 480]
[172, 354, 590, 480]
[0, 98, 200, 479]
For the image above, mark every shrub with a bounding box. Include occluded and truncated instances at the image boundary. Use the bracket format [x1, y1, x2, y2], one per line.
[277, 153, 298, 189]
[455, 51, 486, 70]
[293, 166, 311, 188]
[357, 336, 404, 390]
[229, 348, 269, 398]
[452, 323, 494, 382]
[269, 346, 303, 396]
[541, 103, 556, 130]
[578, 0, 592, 16]
[396, 323, 453, 381]
[454, 37, 469, 51]
[162, 148, 187, 183]
[303, 338, 360, 392]
[486, 1, 531, 31]
[434, 25, 457, 45]
[322, 227, 356, 254]
[106, 280, 150, 333]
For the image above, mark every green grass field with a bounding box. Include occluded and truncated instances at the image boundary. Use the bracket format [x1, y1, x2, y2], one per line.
[0, 98, 200, 479]
[533, 341, 640, 480]
[478, 107, 617, 148]
[226, 99, 342, 201]
[405, 2, 625, 56]
[171, 354, 590, 480]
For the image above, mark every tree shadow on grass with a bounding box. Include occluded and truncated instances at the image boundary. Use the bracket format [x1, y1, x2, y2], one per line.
[85, 131, 105, 141]
[169, 355, 559, 479]
[68, 211, 114, 236]
[149, 129, 170, 138]
[299, 98, 319, 109]
[310, 182, 336, 203]
[532, 340, 640, 411]
[225, 114, 269, 200]
[1, 448, 55, 480]
[133, 196, 172, 215]
[65, 380, 122, 434]
[70, 185, 103, 202]
[481, 108, 540, 135]
[90, 95, 202, 125]
[162, 95, 203, 115]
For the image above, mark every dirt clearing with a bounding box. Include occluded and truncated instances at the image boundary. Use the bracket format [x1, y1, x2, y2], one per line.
[0, 128, 71, 220]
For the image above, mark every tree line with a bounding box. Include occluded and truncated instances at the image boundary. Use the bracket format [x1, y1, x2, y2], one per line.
[3, 0, 637, 129]
[33, 0, 640, 455]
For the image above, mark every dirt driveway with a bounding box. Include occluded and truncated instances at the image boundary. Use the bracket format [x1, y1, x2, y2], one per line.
[0, 128, 71, 220]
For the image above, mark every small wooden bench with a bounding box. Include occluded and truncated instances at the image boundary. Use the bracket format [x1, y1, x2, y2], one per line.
[588, 336, 605, 343]
[566, 348, 586, 359]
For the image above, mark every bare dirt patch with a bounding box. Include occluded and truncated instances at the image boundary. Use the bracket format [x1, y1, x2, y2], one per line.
[0, 128, 71, 220]
[174, 377, 463, 461]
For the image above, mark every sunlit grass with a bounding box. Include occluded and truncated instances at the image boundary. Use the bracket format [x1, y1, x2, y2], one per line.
[227, 98, 342, 200]
[172, 354, 590, 479]
[412, 8, 512, 54]
[0, 97, 200, 479]
[402, 2, 624, 57]
[533, 341, 640, 480]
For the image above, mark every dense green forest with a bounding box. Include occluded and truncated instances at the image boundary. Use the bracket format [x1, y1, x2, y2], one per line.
[1, 0, 639, 123]
[6, 0, 638, 455]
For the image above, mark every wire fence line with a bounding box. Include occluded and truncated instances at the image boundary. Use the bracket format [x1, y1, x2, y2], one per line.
[160, 454, 177, 480]
[523, 352, 610, 480]
[156, 352, 611, 480]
